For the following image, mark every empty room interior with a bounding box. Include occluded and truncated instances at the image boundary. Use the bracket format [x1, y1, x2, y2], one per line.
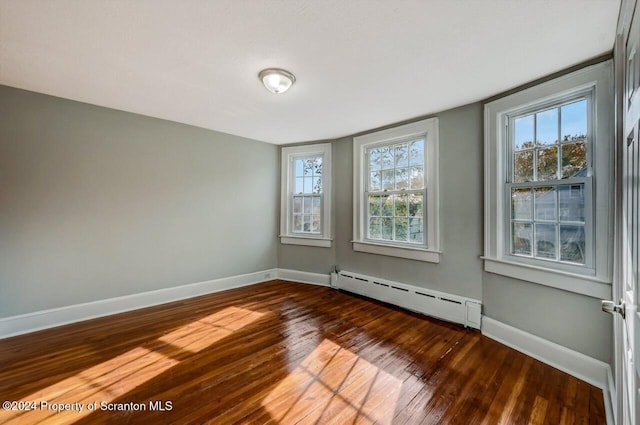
[1, 1, 639, 424]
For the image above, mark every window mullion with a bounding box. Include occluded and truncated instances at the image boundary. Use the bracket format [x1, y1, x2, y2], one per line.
[510, 177, 590, 189]
[533, 113, 538, 182]
[557, 106, 562, 180]
[290, 157, 296, 234]
[555, 188, 561, 261]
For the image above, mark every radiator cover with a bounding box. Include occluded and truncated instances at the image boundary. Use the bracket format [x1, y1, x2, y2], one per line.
[333, 271, 481, 329]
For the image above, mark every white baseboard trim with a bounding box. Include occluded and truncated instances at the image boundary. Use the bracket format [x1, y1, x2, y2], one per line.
[482, 316, 614, 424]
[605, 366, 615, 425]
[276, 269, 331, 287]
[0, 268, 278, 339]
[482, 316, 610, 389]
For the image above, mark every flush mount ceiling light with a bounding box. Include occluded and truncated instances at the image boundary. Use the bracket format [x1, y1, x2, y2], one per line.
[259, 68, 296, 94]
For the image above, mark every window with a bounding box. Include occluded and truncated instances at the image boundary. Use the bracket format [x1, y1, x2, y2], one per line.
[484, 61, 613, 298]
[353, 118, 440, 262]
[280, 143, 332, 247]
[508, 97, 591, 265]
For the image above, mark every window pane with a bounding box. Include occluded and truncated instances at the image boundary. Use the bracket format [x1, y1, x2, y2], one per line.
[303, 159, 313, 176]
[381, 147, 394, 169]
[303, 215, 311, 232]
[381, 195, 393, 216]
[534, 187, 556, 221]
[559, 184, 585, 222]
[409, 166, 424, 189]
[536, 108, 559, 146]
[382, 170, 394, 191]
[295, 159, 304, 177]
[537, 146, 558, 181]
[395, 194, 407, 217]
[312, 196, 321, 215]
[535, 223, 557, 259]
[561, 99, 587, 143]
[409, 218, 423, 243]
[314, 157, 322, 175]
[312, 215, 321, 233]
[515, 115, 534, 150]
[560, 225, 585, 263]
[303, 197, 312, 214]
[408, 194, 423, 217]
[313, 176, 322, 194]
[369, 217, 381, 239]
[514, 151, 534, 182]
[395, 144, 408, 167]
[304, 177, 313, 193]
[293, 215, 302, 232]
[512, 188, 532, 220]
[370, 171, 381, 191]
[561, 142, 587, 178]
[381, 218, 393, 240]
[395, 168, 408, 190]
[409, 140, 424, 165]
[395, 217, 408, 241]
[293, 196, 302, 213]
[369, 148, 381, 171]
[368, 195, 381, 217]
[512, 223, 532, 255]
[295, 177, 304, 194]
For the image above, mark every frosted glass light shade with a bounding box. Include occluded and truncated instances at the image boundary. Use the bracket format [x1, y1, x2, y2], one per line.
[259, 68, 296, 94]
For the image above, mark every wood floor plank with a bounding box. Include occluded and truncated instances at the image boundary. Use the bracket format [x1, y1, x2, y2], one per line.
[589, 386, 607, 425]
[0, 280, 606, 424]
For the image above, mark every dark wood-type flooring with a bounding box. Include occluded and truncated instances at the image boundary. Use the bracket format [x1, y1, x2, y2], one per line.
[0, 280, 605, 424]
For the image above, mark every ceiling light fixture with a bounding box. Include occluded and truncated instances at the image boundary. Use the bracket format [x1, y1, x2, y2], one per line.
[259, 68, 296, 94]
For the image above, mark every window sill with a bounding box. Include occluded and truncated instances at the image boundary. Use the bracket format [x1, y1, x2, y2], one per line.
[482, 257, 611, 299]
[352, 241, 440, 263]
[280, 236, 332, 248]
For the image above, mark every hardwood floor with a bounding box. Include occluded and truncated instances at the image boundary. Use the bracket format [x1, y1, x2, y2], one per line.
[0, 280, 605, 424]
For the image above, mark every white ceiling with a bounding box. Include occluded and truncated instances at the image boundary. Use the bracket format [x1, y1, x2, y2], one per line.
[0, 1, 620, 145]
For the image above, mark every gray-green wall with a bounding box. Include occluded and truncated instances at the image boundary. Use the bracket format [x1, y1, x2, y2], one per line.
[0, 85, 278, 317]
[483, 273, 611, 361]
[279, 104, 485, 300]
[278, 102, 612, 363]
[0, 83, 612, 364]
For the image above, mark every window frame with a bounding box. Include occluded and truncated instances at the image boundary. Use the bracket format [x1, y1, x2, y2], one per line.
[504, 91, 594, 272]
[353, 118, 440, 262]
[483, 61, 614, 299]
[280, 143, 332, 248]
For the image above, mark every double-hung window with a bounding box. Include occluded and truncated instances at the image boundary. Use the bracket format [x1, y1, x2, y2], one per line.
[353, 118, 440, 262]
[484, 61, 613, 298]
[280, 143, 332, 247]
[508, 95, 592, 265]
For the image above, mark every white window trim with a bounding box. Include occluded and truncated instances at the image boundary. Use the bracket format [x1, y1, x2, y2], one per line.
[280, 143, 332, 248]
[353, 118, 440, 262]
[484, 61, 614, 298]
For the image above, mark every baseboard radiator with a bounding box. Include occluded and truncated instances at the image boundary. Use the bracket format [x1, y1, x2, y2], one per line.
[332, 270, 482, 329]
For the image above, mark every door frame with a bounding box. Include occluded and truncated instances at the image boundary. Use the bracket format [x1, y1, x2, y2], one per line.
[614, 1, 638, 423]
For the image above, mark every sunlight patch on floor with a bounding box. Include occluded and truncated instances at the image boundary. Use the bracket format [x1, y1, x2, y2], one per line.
[158, 306, 265, 354]
[0, 306, 263, 425]
[262, 338, 402, 425]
